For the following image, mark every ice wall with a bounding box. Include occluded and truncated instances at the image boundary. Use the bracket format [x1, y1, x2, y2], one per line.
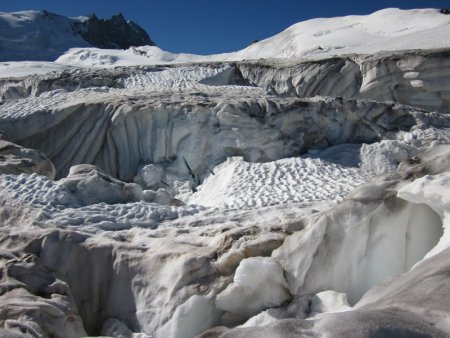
[0, 89, 441, 182]
[237, 49, 450, 113]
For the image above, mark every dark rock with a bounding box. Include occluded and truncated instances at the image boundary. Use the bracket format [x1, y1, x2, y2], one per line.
[440, 8, 449, 15]
[79, 13, 155, 49]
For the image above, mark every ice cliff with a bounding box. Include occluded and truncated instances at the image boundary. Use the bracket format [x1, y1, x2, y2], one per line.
[0, 7, 450, 338]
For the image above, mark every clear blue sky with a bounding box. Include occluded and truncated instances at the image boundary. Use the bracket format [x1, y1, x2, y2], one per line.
[1, 0, 449, 54]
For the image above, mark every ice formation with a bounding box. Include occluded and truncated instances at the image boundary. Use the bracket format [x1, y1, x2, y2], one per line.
[0, 7, 450, 338]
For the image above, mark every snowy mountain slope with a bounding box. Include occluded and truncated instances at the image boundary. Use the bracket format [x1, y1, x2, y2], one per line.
[55, 45, 217, 68]
[0, 10, 153, 61]
[0, 61, 77, 78]
[0, 11, 89, 61]
[52, 8, 450, 68]
[233, 8, 450, 60]
[1, 8, 449, 67]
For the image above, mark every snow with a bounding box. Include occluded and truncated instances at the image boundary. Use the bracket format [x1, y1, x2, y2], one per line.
[273, 173, 444, 304]
[215, 257, 291, 318]
[60, 164, 143, 205]
[51, 8, 450, 69]
[397, 172, 450, 260]
[233, 8, 450, 61]
[190, 156, 366, 209]
[0, 61, 72, 78]
[310, 290, 351, 317]
[120, 64, 235, 90]
[360, 140, 417, 176]
[56, 46, 223, 68]
[156, 293, 222, 338]
[0, 10, 90, 62]
[134, 164, 165, 189]
[0, 8, 449, 77]
[0, 7, 450, 338]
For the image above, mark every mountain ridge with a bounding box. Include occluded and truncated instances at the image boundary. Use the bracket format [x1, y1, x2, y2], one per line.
[0, 10, 154, 61]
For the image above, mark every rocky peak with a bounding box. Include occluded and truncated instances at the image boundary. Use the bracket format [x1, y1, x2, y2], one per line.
[79, 12, 155, 49]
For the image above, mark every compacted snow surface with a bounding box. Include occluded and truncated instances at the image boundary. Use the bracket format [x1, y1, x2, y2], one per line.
[1, 7, 450, 338]
[190, 156, 366, 209]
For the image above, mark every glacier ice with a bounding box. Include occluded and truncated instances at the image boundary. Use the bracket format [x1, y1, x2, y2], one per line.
[215, 257, 291, 318]
[0, 138, 55, 178]
[1, 7, 450, 338]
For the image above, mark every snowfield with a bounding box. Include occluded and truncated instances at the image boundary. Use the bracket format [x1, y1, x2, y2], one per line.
[0, 7, 450, 338]
[54, 8, 450, 68]
[190, 155, 366, 209]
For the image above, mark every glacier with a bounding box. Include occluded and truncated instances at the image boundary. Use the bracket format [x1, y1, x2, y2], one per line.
[0, 7, 450, 338]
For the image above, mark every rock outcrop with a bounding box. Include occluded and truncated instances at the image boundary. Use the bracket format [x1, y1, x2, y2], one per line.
[79, 13, 155, 50]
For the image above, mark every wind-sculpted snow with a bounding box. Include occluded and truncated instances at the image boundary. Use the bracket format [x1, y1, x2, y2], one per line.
[121, 64, 247, 90]
[0, 64, 252, 102]
[190, 156, 366, 209]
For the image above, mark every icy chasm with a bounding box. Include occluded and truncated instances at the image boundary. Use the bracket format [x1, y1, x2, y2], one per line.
[1, 8, 450, 338]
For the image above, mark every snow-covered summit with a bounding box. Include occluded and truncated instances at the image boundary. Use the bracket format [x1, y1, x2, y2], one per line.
[0, 10, 154, 61]
[0, 10, 88, 61]
[234, 8, 450, 60]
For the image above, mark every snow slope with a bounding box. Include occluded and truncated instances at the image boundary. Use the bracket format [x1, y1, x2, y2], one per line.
[0, 11, 90, 61]
[53, 8, 450, 68]
[233, 8, 450, 60]
[190, 156, 366, 209]
[1, 8, 449, 69]
[0, 61, 73, 78]
[56, 46, 222, 68]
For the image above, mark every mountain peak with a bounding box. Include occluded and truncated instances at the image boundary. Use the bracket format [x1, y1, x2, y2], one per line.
[80, 12, 155, 50]
[0, 10, 155, 61]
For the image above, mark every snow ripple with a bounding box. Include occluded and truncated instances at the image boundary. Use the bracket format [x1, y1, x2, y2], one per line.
[122, 65, 228, 89]
[191, 156, 366, 209]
